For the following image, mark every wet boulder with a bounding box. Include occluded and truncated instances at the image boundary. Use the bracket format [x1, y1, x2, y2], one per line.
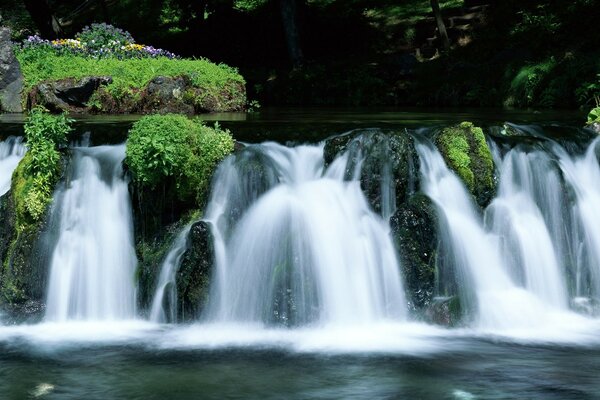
[28, 76, 112, 113]
[390, 193, 437, 310]
[424, 296, 462, 327]
[176, 220, 214, 321]
[0, 27, 23, 113]
[138, 76, 194, 114]
[324, 129, 419, 215]
[435, 121, 496, 207]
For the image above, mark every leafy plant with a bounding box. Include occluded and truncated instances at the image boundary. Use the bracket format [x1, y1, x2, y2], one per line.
[126, 114, 234, 205]
[587, 107, 600, 125]
[13, 107, 73, 226]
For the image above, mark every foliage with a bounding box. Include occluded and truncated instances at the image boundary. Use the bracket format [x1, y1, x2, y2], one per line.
[15, 45, 244, 104]
[126, 114, 234, 205]
[20, 24, 177, 59]
[587, 107, 600, 126]
[13, 108, 73, 226]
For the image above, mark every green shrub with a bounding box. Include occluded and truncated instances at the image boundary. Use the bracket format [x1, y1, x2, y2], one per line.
[13, 107, 73, 226]
[587, 107, 600, 125]
[126, 114, 234, 204]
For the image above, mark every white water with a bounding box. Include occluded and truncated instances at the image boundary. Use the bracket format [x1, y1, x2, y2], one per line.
[0, 136, 26, 195]
[417, 142, 554, 329]
[149, 225, 191, 323]
[205, 142, 407, 326]
[45, 145, 137, 322]
[486, 149, 568, 308]
[558, 138, 600, 297]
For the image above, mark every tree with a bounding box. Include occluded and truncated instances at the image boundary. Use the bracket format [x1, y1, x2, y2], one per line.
[430, 0, 450, 52]
[23, 0, 62, 38]
[279, 0, 303, 68]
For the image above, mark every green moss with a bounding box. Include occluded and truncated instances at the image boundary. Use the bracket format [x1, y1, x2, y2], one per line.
[436, 122, 495, 206]
[587, 107, 600, 125]
[15, 47, 245, 106]
[126, 114, 234, 206]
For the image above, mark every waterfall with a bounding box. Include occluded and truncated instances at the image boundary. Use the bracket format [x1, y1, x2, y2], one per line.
[204, 142, 407, 326]
[45, 145, 137, 322]
[557, 138, 600, 299]
[0, 136, 26, 196]
[485, 148, 568, 309]
[416, 141, 549, 329]
[149, 225, 191, 323]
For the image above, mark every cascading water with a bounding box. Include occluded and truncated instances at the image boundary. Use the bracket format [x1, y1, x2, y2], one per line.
[149, 225, 191, 323]
[416, 141, 551, 329]
[0, 136, 26, 196]
[485, 148, 568, 309]
[204, 142, 407, 326]
[45, 145, 137, 322]
[557, 138, 600, 299]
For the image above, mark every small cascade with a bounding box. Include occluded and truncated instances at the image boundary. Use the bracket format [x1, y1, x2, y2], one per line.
[557, 138, 600, 298]
[45, 145, 137, 322]
[0, 136, 26, 196]
[416, 141, 548, 329]
[149, 225, 191, 323]
[205, 142, 407, 326]
[486, 148, 568, 308]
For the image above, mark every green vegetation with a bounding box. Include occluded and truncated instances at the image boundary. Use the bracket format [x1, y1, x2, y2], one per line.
[587, 107, 600, 126]
[16, 46, 245, 106]
[436, 122, 495, 206]
[126, 114, 235, 205]
[13, 107, 72, 227]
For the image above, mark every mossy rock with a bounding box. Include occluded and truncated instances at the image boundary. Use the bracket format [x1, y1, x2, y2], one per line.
[324, 129, 419, 215]
[435, 122, 496, 207]
[176, 220, 214, 322]
[390, 193, 438, 311]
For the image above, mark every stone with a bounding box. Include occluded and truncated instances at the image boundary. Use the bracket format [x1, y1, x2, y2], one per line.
[0, 27, 24, 113]
[324, 129, 419, 215]
[176, 220, 214, 321]
[29, 76, 112, 112]
[139, 76, 194, 114]
[390, 193, 438, 310]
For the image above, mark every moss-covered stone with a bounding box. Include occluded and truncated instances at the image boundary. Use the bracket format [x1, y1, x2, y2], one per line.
[324, 129, 419, 215]
[435, 122, 496, 207]
[176, 220, 214, 321]
[390, 193, 438, 311]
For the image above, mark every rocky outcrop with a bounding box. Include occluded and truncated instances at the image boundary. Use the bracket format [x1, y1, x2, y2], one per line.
[0, 191, 49, 323]
[28, 74, 246, 114]
[176, 220, 214, 321]
[435, 122, 496, 207]
[324, 129, 419, 215]
[28, 76, 112, 113]
[0, 27, 23, 113]
[390, 193, 438, 311]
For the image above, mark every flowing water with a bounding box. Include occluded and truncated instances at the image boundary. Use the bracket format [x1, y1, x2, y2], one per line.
[44, 145, 137, 322]
[3, 112, 600, 399]
[204, 142, 407, 326]
[0, 136, 26, 196]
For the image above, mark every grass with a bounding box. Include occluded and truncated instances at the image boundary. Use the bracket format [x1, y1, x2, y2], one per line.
[15, 47, 245, 102]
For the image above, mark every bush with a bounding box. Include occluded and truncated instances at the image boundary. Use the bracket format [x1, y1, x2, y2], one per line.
[126, 114, 235, 205]
[13, 107, 73, 225]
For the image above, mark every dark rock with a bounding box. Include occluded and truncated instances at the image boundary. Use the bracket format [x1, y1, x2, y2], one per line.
[1, 300, 45, 324]
[0, 191, 50, 316]
[176, 220, 214, 321]
[324, 129, 419, 215]
[589, 122, 600, 135]
[28, 76, 112, 113]
[0, 27, 23, 113]
[139, 76, 194, 115]
[390, 193, 438, 310]
[425, 296, 462, 327]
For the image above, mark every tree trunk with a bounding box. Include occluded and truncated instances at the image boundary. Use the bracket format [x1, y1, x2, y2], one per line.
[279, 0, 304, 68]
[430, 0, 450, 52]
[23, 0, 62, 39]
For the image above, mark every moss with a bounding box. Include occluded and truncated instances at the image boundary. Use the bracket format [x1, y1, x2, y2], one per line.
[436, 122, 496, 207]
